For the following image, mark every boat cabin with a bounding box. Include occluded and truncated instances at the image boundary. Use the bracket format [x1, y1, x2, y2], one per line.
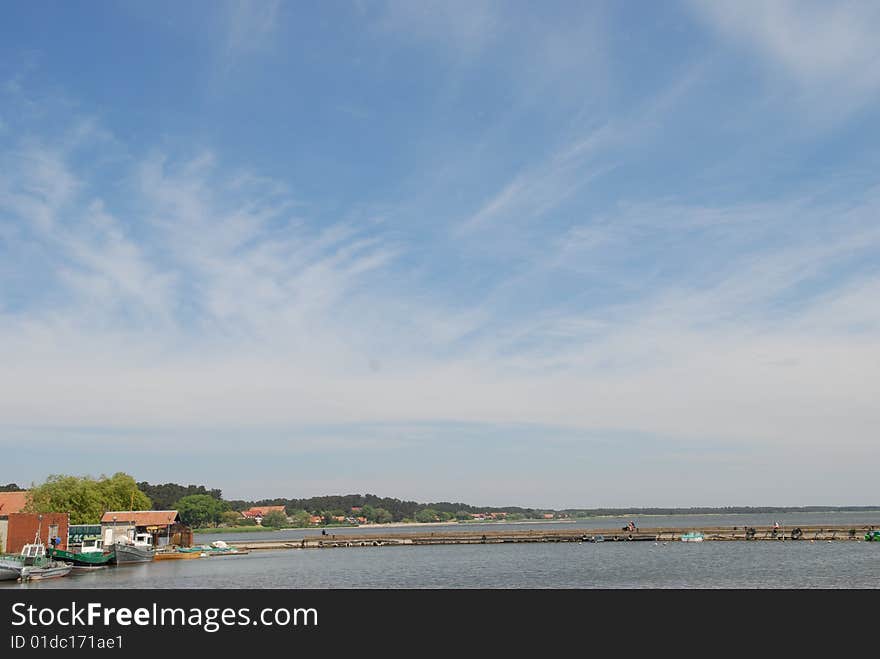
[132, 533, 153, 547]
[21, 543, 45, 559]
[79, 537, 104, 554]
[20, 543, 48, 566]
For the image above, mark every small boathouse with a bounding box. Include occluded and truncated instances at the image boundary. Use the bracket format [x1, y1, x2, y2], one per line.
[100, 510, 193, 548]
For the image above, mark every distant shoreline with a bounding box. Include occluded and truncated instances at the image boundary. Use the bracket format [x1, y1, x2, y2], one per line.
[192, 510, 880, 534]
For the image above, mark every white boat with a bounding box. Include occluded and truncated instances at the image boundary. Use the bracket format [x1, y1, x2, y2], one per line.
[680, 531, 704, 542]
[113, 532, 155, 564]
[4, 543, 72, 581]
[21, 562, 73, 581]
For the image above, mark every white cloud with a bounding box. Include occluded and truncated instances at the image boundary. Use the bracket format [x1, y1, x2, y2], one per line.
[689, 0, 880, 111]
[2, 103, 879, 505]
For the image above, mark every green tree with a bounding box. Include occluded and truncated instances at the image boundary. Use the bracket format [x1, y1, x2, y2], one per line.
[290, 510, 311, 527]
[137, 481, 222, 510]
[27, 473, 151, 524]
[175, 494, 228, 528]
[261, 510, 288, 528]
[220, 510, 243, 526]
[415, 508, 439, 523]
[373, 508, 393, 524]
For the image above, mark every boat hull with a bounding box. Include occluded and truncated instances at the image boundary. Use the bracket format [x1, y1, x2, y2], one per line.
[182, 545, 249, 557]
[206, 549, 249, 556]
[154, 550, 203, 560]
[113, 543, 155, 564]
[49, 548, 115, 567]
[20, 564, 72, 581]
[0, 565, 22, 581]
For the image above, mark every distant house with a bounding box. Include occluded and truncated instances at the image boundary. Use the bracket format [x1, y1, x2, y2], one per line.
[241, 505, 287, 525]
[0, 491, 69, 554]
[309, 515, 323, 525]
[101, 510, 191, 548]
[542, 513, 555, 519]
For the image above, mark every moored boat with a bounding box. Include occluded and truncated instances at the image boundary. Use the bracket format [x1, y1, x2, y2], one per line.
[5, 543, 72, 581]
[680, 531, 705, 542]
[154, 548, 205, 560]
[48, 536, 115, 568]
[191, 541, 250, 556]
[21, 563, 73, 581]
[205, 547, 249, 556]
[113, 533, 155, 564]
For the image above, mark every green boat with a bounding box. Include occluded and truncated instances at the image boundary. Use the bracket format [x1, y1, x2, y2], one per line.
[865, 530, 880, 542]
[48, 537, 115, 568]
[176, 540, 249, 556]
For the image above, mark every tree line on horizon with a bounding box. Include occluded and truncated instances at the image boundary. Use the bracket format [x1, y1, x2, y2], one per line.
[11, 477, 880, 527]
[134, 482, 880, 519]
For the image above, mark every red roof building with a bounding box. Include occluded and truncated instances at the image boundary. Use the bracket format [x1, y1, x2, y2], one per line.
[0, 492, 68, 554]
[101, 510, 181, 526]
[241, 505, 287, 519]
[0, 491, 30, 515]
[3, 513, 69, 554]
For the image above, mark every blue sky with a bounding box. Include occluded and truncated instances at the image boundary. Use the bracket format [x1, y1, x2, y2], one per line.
[2, 1, 879, 507]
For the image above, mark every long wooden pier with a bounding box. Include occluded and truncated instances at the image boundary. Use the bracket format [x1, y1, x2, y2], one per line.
[226, 524, 880, 551]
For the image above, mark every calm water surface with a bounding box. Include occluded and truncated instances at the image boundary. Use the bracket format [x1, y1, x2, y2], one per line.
[5, 513, 879, 590]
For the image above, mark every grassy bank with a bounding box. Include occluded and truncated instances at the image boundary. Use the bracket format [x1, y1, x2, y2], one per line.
[193, 526, 289, 533]
[194, 524, 361, 533]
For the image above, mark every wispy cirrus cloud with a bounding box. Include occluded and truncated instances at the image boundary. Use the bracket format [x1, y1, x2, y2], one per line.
[222, 0, 282, 57]
[458, 125, 616, 233]
[371, 0, 500, 55]
[456, 60, 707, 235]
[688, 0, 880, 113]
[3, 109, 879, 503]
